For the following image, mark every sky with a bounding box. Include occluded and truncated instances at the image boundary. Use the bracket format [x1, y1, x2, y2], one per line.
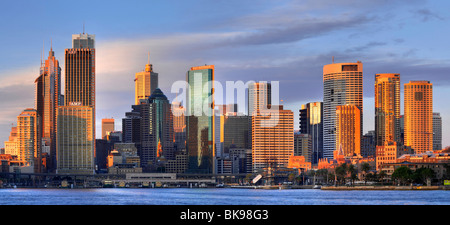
[0, 0, 449, 148]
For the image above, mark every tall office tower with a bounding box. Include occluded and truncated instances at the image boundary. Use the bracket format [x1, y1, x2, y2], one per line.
[172, 102, 186, 151]
[252, 105, 294, 172]
[294, 132, 312, 162]
[101, 118, 115, 139]
[323, 61, 363, 159]
[186, 65, 215, 173]
[375, 73, 400, 146]
[222, 115, 251, 153]
[404, 81, 433, 154]
[4, 127, 18, 156]
[57, 32, 96, 174]
[16, 109, 40, 172]
[135, 55, 158, 105]
[35, 45, 62, 172]
[432, 112, 442, 150]
[57, 106, 94, 174]
[140, 88, 175, 171]
[336, 105, 361, 157]
[248, 82, 271, 116]
[299, 102, 323, 164]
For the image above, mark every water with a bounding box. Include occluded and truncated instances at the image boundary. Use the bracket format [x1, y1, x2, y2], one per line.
[0, 188, 448, 205]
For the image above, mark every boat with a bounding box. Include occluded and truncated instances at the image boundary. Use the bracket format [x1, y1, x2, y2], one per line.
[313, 185, 322, 189]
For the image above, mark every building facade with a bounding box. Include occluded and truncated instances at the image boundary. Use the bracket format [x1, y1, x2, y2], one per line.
[135, 55, 158, 105]
[323, 61, 363, 159]
[298, 102, 323, 164]
[433, 112, 442, 150]
[335, 105, 361, 157]
[252, 106, 294, 172]
[186, 65, 215, 173]
[102, 118, 115, 139]
[375, 73, 400, 146]
[404, 81, 433, 154]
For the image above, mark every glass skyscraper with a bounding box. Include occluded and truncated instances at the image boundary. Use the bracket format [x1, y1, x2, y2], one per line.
[186, 65, 215, 173]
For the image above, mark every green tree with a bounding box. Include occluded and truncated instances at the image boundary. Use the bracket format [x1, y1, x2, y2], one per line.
[335, 164, 346, 185]
[361, 163, 371, 185]
[391, 166, 413, 185]
[413, 167, 435, 185]
[347, 164, 357, 186]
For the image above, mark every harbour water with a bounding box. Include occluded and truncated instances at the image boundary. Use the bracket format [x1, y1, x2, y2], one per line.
[0, 188, 448, 205]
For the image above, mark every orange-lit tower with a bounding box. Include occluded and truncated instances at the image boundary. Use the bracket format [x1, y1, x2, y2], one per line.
[252, 105, 294, 171]
[335, 105, 361, 157]
[404, 81, 433, 154]
[375, 73, 400, 146]
[135, 53, 158, 105]
[35, 43, 61, 172]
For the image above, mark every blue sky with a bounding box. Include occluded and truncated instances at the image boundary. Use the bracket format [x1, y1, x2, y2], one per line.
[1, 0, 449, 148]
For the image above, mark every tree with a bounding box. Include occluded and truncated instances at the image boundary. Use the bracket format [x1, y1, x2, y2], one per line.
[347, 164, 357, 186]
[361, 163, 371, 185]
[391, 166, 413, 185]
[413, 167, 435, 185]
[335, 164, 347, 185]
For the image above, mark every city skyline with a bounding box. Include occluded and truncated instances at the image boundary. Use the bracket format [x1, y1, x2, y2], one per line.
[1, 0, 450, 148]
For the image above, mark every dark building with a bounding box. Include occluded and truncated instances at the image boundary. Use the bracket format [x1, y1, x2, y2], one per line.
[140, 88, 175, 171]
[362, 130, 376, 157]
[299, 102, 323, 164]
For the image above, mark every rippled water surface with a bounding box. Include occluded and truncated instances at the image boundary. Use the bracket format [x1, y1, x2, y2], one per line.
[0, 188, 448, 205]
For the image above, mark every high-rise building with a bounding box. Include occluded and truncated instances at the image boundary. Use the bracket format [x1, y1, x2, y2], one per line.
[135, 54, 158, 105]
[4, 127, 18, 156]
[294, 132, 312, 162]
[16, 109, 40, 172]
[252, 105, 294, 171]
[186, 65, 215, 173]
[375, 73, 400, 146]
[336, 105, 361, 157]
[323, 61, 363, 159]
[248, 82, 271, 116]
[57, 32, 96, 174]
[35, 45, 62, 172]
[222, 115, 251, 153]
[362, 130, 376, 157]
[140, 88, 175, 171]
[57, 106, 94, 174]
[299, 102, 323, 164]
[432, 112, 442, 150]
[404, 81, 433, 154]
[102, 118, 115, 139]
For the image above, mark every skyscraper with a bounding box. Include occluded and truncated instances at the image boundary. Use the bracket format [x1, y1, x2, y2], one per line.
[375, 73, 400, 146]
[433, 112, 442, 151]
[248, 82, 271, 116]
[102, 118, 115, 139]
[186, 65, 215, 173]
[140, 88, 175, 171]
[35, 45, 61, 172]
[335, 105, 361, 157]
[299, 102, 323, 164]
[16, 109, 39, 172]
[57, 32, 96, 174]
[135, 54, 158, 105]
[323, 61, 363, 159]
[404, 81, 433, 154]
[57, 106, 94, 174]
[252, 105, 294, 171]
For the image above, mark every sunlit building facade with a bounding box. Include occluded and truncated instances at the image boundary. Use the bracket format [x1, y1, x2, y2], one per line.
[186, 65, 215, 173]
[323, 61, 363, 159]
[335, 105, 361, 157]
[101, 118, 115, 139]
[404, 81, 433, 154]
[299, 102, 323, 164]
[135, 56, 158, 105]
[16, 109, 40, 172]
[375, 73, 400, 146]
[252, 106, 294, 171]
[35, 45, 62, 172]
[248, 82, 271, 116]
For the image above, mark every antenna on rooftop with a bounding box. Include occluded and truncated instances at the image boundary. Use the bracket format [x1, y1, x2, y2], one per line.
[83, 21, 85, 34]
[332, 56, 335, 64]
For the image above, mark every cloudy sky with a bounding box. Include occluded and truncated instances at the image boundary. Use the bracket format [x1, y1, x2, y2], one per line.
[0, 0, 449, 148]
